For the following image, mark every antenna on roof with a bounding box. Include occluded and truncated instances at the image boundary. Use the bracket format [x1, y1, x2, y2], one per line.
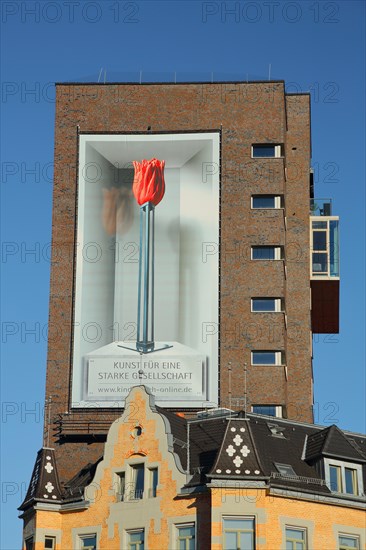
[244, 363, 248, 419]
[268, 63, 271, 81]
[104, 70, 106, 84]
[45, 395, 52, 447]
[187, 421, 190, 475]
[139, 70, 142, 84]
[228, 362, 232, 413]
[98, 68, 103, 83]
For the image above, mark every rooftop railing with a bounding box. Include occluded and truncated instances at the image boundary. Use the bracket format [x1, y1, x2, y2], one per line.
[310, 198, 332, 216]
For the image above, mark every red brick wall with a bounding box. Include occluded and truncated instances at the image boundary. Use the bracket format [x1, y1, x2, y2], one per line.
[46, 82, 312, 483]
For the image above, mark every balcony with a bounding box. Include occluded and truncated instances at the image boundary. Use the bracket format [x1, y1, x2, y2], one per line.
[310, 198, 332, 217]
[310, 200, 339, 333]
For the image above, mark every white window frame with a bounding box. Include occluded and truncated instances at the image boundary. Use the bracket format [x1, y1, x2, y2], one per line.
[324, 458, 363, 496]
[251, 246, 283, 260]
[285, 526, 307, 550]
[251, 298, 282, 312]
[310, 216, 340, 279]
[127, 529, 145, 550]
[251, 405, 283, 417]
[175, 522, 196, 550]
[78, 534, 97, 550]
[148, 467, 158, 498]
[130, 463, 145, 500]
[251, 144, 283, 158]
[338, 533, 361, 550]
[251, 351, 283, 366]
[115, 471, 126, 502]
[222, 516, 255, 550]
[251, 195, 283, 209]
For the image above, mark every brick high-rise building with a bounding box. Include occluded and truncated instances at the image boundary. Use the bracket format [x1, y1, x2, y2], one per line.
[20, 81, 346, 549]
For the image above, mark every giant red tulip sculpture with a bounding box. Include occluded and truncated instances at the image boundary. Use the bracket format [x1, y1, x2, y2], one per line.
[132, 159, 167, 353]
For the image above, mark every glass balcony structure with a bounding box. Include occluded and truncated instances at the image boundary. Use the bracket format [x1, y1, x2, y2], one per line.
[310, 199, 340, 333]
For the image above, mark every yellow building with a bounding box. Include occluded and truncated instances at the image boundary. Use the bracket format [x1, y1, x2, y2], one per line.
[20, 386, 365, 549]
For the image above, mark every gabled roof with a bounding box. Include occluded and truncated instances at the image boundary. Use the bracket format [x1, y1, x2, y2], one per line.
[19, 448, 63, 511]
[63, 458, 102, 501]
[21, 388, 366, 510]
[305, 424, 366, 463]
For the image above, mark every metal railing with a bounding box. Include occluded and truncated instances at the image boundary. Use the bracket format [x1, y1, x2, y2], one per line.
[310, 198, 332, 216]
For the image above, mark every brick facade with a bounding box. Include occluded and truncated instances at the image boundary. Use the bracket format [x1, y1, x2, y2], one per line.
[46, 81, 313, 484]
[21, 387, 365, 550]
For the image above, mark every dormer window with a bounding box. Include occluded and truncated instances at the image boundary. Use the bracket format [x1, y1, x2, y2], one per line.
[324, 458, 363, 496]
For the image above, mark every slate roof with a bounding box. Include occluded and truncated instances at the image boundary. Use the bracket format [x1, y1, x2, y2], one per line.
[305, 424, 366, 463]
[209, 418, 264, 479]
[19, 448, 63, 510]
[20, 407, 366, 510]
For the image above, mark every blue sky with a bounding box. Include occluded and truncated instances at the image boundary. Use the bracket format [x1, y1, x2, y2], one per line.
[1, 1, 365, 547]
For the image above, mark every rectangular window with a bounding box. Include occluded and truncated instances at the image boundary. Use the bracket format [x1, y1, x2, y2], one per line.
[131, 464, 144, 499]
[25, 539, 34, 550]
[285, 527, 306, 550]
[116, 472, 125, 501]
[326, 459, 363, 496]
[311, 218, 339, 278]
[223, 517, 255, 550]
[252, 351, 282, 366]
[79, 535, 97, 550]
[275, 463, 296, 476]
[128, 530, 144, 550]
[251, 246, 283, 260]
[252, 405, 283, 417]
[251, 298, 282, 312]
[252, 195, 282, 209]
[149, 467, 158, 498]
[339, 535, 360, 549]
[252, 144, 283, 158]
[329, 464, 342, 492]
[44, 537, 56, 550]
[345, 468, 358, 495]
[176, 524, 195, 550]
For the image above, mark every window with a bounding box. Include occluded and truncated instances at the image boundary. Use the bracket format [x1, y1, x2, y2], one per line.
[116, 472, 126, 501]
[25, 539, 34, 550]
[251, 351, 283, 366]
[251, 298, 282, 312]
[275, 463, 296, 477]
[252, 144, 283, 158]
[325, 459, 363, 496]
[345, 467, 358, 495]
[252, 405, 283, 417]
[44, 538, 56, 550]
[79, 535, 97, 550]
[223, 517, 255, 550]
[251, 246, 283, 260]
[285, 527, 306, 550]
[127, 530, 144, 550]
[176, 524, 195, 550]
[131, 464, 144, 499]
[311, 218, 339, 278]
[338, 535, 360, 549]
[329, 464, 342, 492]
[149, 467, 158, 498]
[251, 195, 283, 209]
